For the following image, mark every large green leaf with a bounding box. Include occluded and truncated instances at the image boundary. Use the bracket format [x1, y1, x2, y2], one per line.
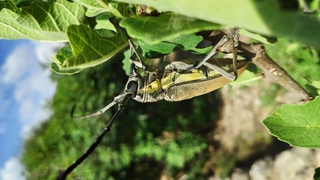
[73, 0, 126, 18]
[95, 13, 116, 32]
[0, 0, 85, 41]
[116, 0, 320, 48]
[263, 97, 320, 148]
[138, 33, 212, 58]
[120, 12, 221, 44]
[73, 0, 108, 17]
[51, 25, 128, 74]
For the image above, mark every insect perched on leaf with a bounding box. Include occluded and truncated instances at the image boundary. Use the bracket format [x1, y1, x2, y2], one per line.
[57, 28, 250, 180]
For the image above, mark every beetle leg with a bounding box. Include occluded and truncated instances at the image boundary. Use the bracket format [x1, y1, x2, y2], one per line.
[195, 35, 229, 69]
[196, 28, 240, 80]
[163, 59, 237, 80]
[231, 28, 239, 77]
[128, 39, 148, 71]
[203, 61, 236, 81]
[165, 61, 194, 71]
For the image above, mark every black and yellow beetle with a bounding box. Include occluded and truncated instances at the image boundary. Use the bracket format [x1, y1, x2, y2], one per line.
[132, 57, 249, 102]
[57, 28, 249, 180]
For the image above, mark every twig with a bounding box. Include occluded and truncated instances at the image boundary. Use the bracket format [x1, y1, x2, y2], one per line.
[202, 30, 313, 102]
[247, 43, 313, 102]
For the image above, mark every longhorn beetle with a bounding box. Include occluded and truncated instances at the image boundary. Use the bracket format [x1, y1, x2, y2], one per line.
[57, 28, 249, 180]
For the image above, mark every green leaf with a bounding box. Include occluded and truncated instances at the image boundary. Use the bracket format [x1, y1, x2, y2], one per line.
[72, 0, 126, 18]
[230, 69, 262, 86]
[95, 13, 116, 32]
[263, 97, 320, 148]
[51, 62, 82, 75]
[304, 80, 320, 97]
[310, 81, 320, 95]
[122, 49, 131, 76]
[108, 2, 126, 18]
[116, 0, 320, 48]
[239, 28, 277, 45]
[0, 0, 85, 41]
[52, 25, 128, 73]
[311, 1, 320, 12]
[51, 45, 82, 75]
[120, 12, 221, 44]
[138, 33, 212, 58]
[73, 0, 108, 17]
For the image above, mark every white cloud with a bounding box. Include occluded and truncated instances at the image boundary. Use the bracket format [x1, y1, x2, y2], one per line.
[31, 41, 64, 65]
[0, 41, 63, 138]
[18, 42, 63, 138]
[0, 157, 25, 180]
[1, 44, 34, 84]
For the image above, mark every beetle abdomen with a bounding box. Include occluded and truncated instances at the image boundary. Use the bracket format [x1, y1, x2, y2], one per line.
[163, 76, 231, 101]
[164, 60, 248, 101]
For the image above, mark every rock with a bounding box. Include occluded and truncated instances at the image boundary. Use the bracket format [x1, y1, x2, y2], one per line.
[249, 148, 320, 180]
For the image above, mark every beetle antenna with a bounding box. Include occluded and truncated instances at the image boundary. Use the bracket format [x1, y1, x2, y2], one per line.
[57, 93, 133, 180]
[58, 57, 140, 179]
[71, 93, 128, 119]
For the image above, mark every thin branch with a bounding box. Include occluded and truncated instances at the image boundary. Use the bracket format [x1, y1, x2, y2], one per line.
[202, 30, 313, 102]
[248, 43, 312, 101]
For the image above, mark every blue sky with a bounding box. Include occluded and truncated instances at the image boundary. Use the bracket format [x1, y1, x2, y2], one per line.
[0, 40, 63, 180]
